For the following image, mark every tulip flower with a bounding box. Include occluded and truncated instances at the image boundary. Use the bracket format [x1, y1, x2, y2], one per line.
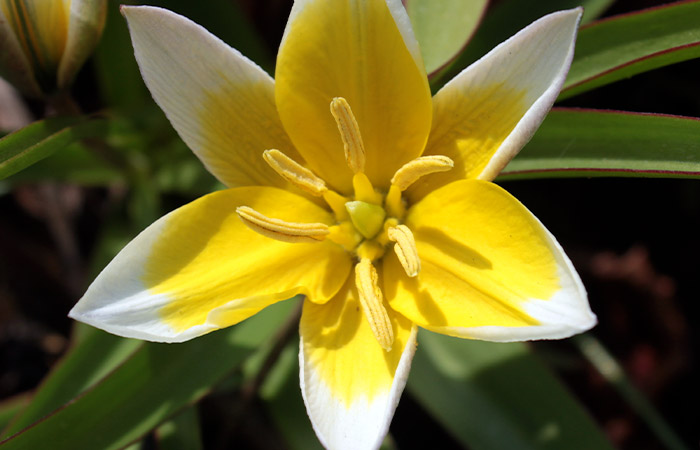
[70, 2, 596, 449]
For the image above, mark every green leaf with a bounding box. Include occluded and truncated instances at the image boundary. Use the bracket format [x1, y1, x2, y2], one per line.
[407, 330, 613, 450]
[499, 109, 700, 180]
[155, 407, 203, 450]
[1, 326, 142, 438]
[0, 117, 109, 180]
[3, 141, 123, 185]
[0, 395, 29, 432]
[261, 339, 324, 450]
[561, 2, 700, 100]
[405, 0, 488, 76]
[0, 300, 297, 450]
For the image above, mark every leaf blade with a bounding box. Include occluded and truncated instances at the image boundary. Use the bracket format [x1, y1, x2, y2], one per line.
[499, 109, 700, 180]
[0, 117, 109, 180]
[0, 300, 297, 450]
[404, 0, 489, 76]
[561, 2, 700, 99]
[407, 330, 613, 450]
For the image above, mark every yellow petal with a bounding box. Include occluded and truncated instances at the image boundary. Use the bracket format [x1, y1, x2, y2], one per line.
[0, 0, 70, 94]
[300, 281, 417, 450]
[408, 8, 582, 202]
[57, 0, 107, 89]
[70, 187, 351, 342]
[122, 6, 300, 188]
[386, 180, 595, 341]
[275, 0, 432, 194]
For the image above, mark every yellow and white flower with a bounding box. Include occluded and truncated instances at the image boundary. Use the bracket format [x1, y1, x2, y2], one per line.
[70, 2, 596, 449]
[0, 0, 106, 97]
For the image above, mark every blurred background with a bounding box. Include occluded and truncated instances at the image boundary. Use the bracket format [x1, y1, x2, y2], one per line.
[0, 0, 697, 448]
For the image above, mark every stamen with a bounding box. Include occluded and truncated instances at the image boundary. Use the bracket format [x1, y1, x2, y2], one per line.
[355, 258, 394, 351]
[391, 155, 454, 191]
[263, 149, 327, 196]
[352, 172, 382, 205]
[388, 225, 421, 277]
[322, 190, 350, 220]
[236, 206, 329, 243]
[327, 222, 362, 251]
[330, 97, 365, 173]
[385, 185, 405, 219]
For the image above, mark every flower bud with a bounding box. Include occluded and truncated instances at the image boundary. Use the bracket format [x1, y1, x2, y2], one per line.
[0, 0, 106, 97]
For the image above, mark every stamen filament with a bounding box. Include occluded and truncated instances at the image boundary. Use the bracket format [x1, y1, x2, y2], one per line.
[263, 149, 327, 196]
[388, 225, 421, 277]
[330, 97, 365, 173]
[352, 172, 382, 205]
[355, 258, 394, 351]
[385, 185, 405, 219]
[323, 190, 350, 220]
[236, 206, 329, 243]
[391, 155, 454, 191]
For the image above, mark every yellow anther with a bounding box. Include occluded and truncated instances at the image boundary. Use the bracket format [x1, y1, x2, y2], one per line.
[388, 225, 421, 277]
[391, 155, 454, 191]
[352, 172, 382, 205]
[236, 206, 329, 243]
[263, 149, 327, 196]
[330, 97, 365, 173]
[355, 258, 394, 351]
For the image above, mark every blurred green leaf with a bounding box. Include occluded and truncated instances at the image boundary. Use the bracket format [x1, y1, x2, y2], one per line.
[405, 0, 488, 76]
[94, 2, 150, 111]
[4, 141, 123, 185]
[0, 117, 109, 180]
[0, 300, 296, 450]
[261, 339, 324, 450]
[1, 326, 142, 438]
[0, 396, 29, 432]
[155, 407, 203, 450]
[499, 109, 700, 180]
[561, 1, 700, 100]
[436, 0, 613, 88]
[407, 330, 613, 450]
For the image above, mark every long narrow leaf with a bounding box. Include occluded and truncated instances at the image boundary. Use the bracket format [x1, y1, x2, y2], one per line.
[499, 109, 700, 180]
[0, 117, 109, 180]
[0, 300, 297, 450]
[407, 330, 613, 450]
[404, 0, 489, 76]
[561, 1, 700, 100]
[1, 326, 141, 437]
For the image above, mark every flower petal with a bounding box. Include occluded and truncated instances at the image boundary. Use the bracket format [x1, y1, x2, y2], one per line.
[275, 0, 432, 194]
[122, 6, 299, 188]
[408, 8, 582, 201]
[0, 2, 45, 96]
[300, 281, 417, 450]
[70, 187, 351, 343]
[57, 0, 107, 89]
[387, 180, 596, 341]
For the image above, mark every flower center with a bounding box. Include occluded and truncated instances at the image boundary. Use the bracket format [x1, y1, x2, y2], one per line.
[236, 97, 453, 351]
